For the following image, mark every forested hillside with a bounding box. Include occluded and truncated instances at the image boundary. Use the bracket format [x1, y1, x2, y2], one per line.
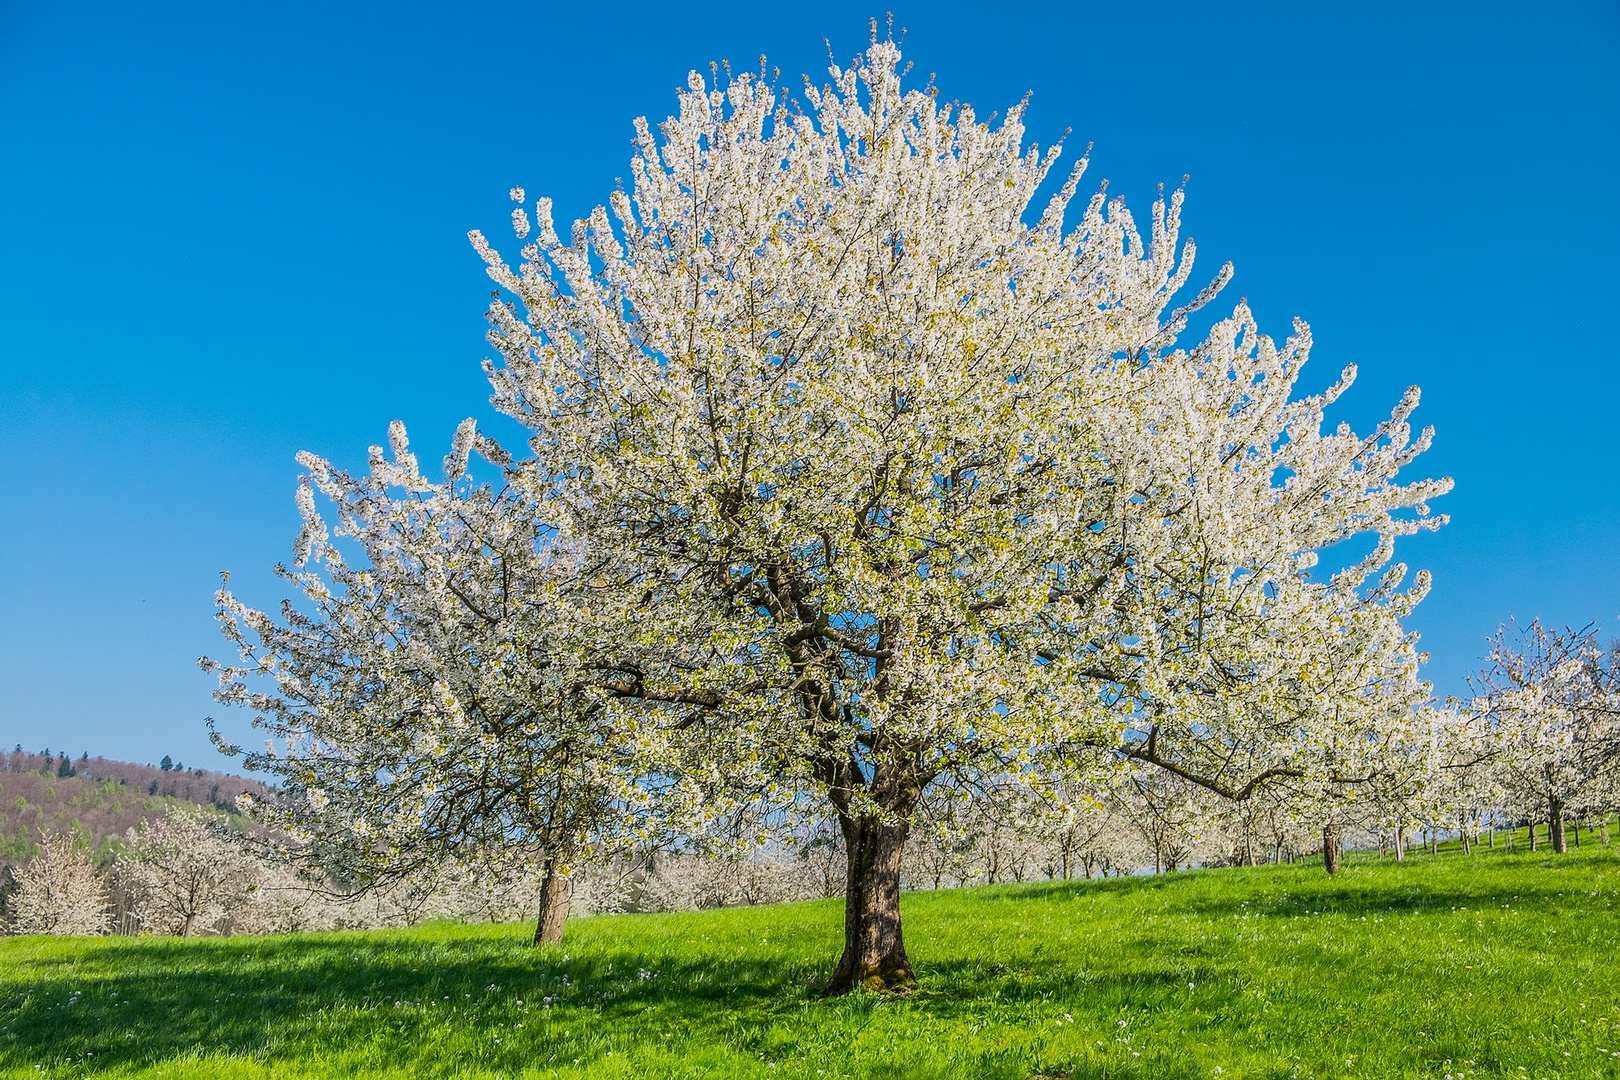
[0, 749, 269, 863]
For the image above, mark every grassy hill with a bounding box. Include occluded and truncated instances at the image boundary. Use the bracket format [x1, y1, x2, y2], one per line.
[2, 847, 1617, 1080]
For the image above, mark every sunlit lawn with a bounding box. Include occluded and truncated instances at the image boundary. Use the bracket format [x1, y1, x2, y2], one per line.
[3, 845, 1618, 1079]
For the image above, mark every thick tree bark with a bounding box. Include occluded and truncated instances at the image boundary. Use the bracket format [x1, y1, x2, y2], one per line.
[823, 813, 915, 996]
[1322, 822, 1340, 875]
[533, 855, 571, 945]
[1549, 797, 1567, 854]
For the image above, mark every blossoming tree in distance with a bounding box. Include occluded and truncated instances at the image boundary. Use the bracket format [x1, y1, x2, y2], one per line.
[1472, 620, 1620, 852]
[464, 35, 1451, 993]
[205, 421, 708, 943]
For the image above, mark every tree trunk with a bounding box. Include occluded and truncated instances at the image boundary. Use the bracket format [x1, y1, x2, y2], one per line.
[532, 855, 571, 945]
[1395, 824, 1405, 862]
[1549, 798, 1567, 854]
[1529, 819, 1538, 851]
[823, 813, 915, 996]
[1572, 819, 1581, 848]
[1322, 823, 1340, 875]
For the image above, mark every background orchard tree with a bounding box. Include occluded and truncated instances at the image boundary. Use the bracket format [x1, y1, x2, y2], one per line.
[466, 35, 1451, 993]
[1472, 620, 1620, 853]
[120, 808, 259, 936]
[6, 832, 107, 936]
[207, 422, 706, 944]
[1121, 769, 1222, 874]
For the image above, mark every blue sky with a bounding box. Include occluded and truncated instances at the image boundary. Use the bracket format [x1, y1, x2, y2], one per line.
[1, 0, 1616, 769]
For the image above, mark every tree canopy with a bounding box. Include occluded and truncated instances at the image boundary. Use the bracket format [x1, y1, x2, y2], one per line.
[213, 37, 1452, 994]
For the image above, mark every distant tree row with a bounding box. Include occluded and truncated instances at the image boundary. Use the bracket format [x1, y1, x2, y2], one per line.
[5, 749, 88, 779]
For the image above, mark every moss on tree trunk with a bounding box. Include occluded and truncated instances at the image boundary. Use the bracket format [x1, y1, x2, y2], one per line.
[823, 813, 915, 996]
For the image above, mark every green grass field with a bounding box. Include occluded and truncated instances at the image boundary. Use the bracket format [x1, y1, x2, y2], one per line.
[3, 846, 1618, 1080]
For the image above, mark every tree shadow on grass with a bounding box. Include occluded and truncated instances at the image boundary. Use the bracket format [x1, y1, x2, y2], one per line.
[0, 918, 1234, 1078]
[0, 929, 832, 1075]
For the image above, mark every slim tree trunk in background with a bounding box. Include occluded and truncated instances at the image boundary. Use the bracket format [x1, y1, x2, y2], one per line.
[1395, 824, 1405, 862]
[1602, 818, 1611, 846]
[824, 813, 915, 996]
[533, 854, 571, 945]
[1529, 820, 1538, 851]
[1322, 823, 1340, 875]
[1572, 820, 1581, 848]
[1458, 813, 1470, 855]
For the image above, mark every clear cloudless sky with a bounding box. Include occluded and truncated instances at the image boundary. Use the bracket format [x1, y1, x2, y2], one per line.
[1, 0, 1616, 770]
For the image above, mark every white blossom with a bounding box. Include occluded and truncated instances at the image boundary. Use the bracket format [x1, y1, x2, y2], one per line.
[7, 833, 108, 936]
[460, 36, 1452, 989]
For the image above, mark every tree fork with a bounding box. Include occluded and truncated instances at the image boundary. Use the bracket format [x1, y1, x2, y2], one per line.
[824, 812, 915, 996]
